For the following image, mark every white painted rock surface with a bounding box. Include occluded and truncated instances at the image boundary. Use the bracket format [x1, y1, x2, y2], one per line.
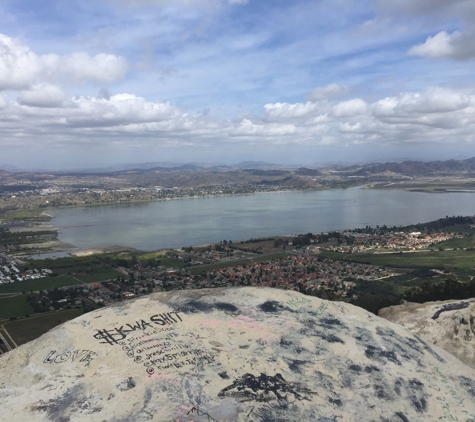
[2, 287, 475, 422]
[379, 297, 475, 370]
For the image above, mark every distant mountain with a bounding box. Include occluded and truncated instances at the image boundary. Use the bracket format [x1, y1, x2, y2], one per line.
[0, 164, 23, 172]
[295, 167, 323, 176]
[236, 161, 280, 169]
[341, 157, 475, 177]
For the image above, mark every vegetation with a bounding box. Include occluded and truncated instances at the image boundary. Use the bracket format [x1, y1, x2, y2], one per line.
[0, 295, 34, 319]
[320, 249, 475, 269]
[3, 309, 84, 345]
[405, 279, 475, 303]
[0, 208, 51, 221]
[0, 276, 81, 294]
[0, 228, 56, 246]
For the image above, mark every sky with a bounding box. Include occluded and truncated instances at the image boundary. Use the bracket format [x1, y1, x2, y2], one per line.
[0, 0, 475, 170]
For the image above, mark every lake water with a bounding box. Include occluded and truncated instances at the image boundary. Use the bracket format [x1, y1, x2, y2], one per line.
[48, 187, 475, 251]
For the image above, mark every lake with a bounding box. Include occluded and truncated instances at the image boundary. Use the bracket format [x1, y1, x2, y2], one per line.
[48, 187, 475, 251]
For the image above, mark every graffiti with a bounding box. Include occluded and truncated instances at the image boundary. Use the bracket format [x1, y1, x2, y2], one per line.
[93, 328, 128, 345]
[432, 302, 470, 320]
[286, 297, 312, 309]
[328, 302, 349, 314]
[186, 405, 218, 421]
[423, 367, 475, 422]
[43, 349, 96, 366]
[309, 302, 329, 318]
[92, 312, 183, 345]
[218, 372, 315, 403]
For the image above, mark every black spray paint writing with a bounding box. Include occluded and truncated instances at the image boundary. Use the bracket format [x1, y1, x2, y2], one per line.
[186, 405, 218, 421]
[218, 372, 315, 403]
[432, 302, 470, 320]
[93, 312, 183, 345]
[43, 349, 96, 366]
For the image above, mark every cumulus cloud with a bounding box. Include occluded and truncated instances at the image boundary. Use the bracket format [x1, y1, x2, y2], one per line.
[408, 30, 475, 60]
[17, 84, 71, 108]
[263, 102, 328, 122]
[307, 84, 350, 102]
[66, 94, 181, 128]
[0, 87, 473, 152]
[373, 88, 471, 117]
[333, 99, 367, 117]
[0, 34, 128, 91]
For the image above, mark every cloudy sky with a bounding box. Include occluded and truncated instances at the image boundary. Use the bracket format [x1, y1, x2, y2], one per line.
[1, 0, 475, 169]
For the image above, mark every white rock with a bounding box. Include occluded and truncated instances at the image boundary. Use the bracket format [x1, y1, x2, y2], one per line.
[1, 287, 475, 421]
[379, 297, 475, 369]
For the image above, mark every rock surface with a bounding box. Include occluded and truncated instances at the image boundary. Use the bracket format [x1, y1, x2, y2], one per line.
[379, 297, 475, 370]
[1, 287, 475, 422]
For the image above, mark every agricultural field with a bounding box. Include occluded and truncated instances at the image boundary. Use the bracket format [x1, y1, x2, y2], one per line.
[3, 309, 85, 346]
[436, 234, 475, 250]
[320, 249, 475, 269]
[0, 295, 34, 319]
[0, 208, 51, 221]
[0, 276, 81, 294]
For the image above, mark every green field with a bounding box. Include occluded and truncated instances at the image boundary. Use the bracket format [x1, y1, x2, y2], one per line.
[320, 249, 475, 269]
[437, 235, 475, 250]
[0, 208, 51, 221]
[188, 253, 288, 274]
[0, 269, 121, 294]
[0, 276, 81, 294]
[3, 309, 84, 345]
[74, 268, 121, 283]
[0, 295, 34, 319]
[158, 257, 187, 268]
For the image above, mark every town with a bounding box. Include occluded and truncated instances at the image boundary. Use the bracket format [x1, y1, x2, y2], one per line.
[1, 214, 474, 355]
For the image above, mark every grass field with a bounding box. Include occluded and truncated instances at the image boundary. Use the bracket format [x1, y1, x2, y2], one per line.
[320, 249, 475, 269]
[188, 253, 288, 274]
[0, 269, 121, 294]
[437, 235, 475, 250]
[0, 208, 51, 221]
[0, 295, 34, 319]
[3, 309, 85, 346]
[0, 276, 81, 294]
[159, 258, 187, 268]
[74, 268, 121, 283]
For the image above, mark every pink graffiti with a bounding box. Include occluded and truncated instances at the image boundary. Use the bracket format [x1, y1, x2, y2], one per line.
[146, 373, 174, 381]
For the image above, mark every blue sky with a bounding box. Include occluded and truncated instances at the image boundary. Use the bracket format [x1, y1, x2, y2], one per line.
[0, 0, 474, 169]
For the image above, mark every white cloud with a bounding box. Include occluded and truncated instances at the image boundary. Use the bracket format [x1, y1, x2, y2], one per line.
[408, 30, 475, 60]
[307, 84, 350, 102]
[0, 34, 128, 91]
[333, 99, 367, 117]
[59, 53, 128, 84]
[373, 88, 471, 117]
[17, 84, 71, 108]
[263, 101, 327, 122]
[68, 93, 181, 127]
[0, 87, 473, 153]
